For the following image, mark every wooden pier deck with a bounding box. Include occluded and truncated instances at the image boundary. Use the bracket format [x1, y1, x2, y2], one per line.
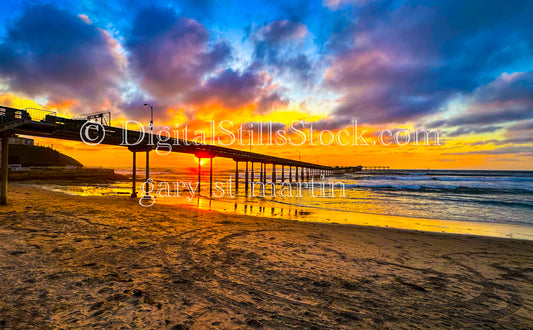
[0, 106, 338, 203]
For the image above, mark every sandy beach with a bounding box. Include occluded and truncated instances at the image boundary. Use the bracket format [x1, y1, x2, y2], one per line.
[0, 184, 532, 329]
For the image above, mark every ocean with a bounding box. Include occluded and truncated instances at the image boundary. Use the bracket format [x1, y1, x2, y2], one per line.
[38, 169, 533, 239]
[324, 170, 533, 226]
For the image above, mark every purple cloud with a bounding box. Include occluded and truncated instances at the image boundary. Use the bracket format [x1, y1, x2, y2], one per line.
[324, 0, 533, 124]
[430, 72, 533, 129]
[185, 68, 289, 112]
[256, 20, 308, 44]
[444, 146, 533, 156]
[0, 4, 123, 105]
[250, 20, 314, 83]
[126, 7, 231, 101]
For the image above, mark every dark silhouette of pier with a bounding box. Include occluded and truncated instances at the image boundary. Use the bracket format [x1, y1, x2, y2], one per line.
[362, 166, 390, 171]
[0, 106, 340, 204]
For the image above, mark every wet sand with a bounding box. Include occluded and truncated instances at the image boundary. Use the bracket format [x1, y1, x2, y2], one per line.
[0, 185, 532, 329]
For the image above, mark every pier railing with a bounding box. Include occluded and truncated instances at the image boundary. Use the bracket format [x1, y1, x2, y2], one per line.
[24, 108, 57, 122]
[0, 106, 56, 125]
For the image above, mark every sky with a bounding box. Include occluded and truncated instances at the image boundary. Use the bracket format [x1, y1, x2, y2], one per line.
[0, 0, 532, 170]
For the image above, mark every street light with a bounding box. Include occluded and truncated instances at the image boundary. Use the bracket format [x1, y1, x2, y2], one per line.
[144, 103, 154, 144]
[144, 103, 153, 135]
[142, 103, 154, 202]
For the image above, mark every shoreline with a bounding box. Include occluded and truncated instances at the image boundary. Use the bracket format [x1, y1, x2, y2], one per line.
[25, 180, 533, 241]
[8, 167, 126, 181]
[1, 184, 532, 328]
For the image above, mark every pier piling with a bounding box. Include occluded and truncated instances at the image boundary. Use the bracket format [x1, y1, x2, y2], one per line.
[289, 166, 292, 182]
[251, 162, 254, 183]
[209, 158, 213, 197]
[0, 134, 9, 205]
[145, 151, 150, 195]
[131, 151, 137, 198]
[235, 161, 239, 195]
[198, 158, 202, 194]
[245, 161, 249, 196]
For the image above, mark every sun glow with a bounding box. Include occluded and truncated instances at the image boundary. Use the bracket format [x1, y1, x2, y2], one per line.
[195, 158, 206, 166]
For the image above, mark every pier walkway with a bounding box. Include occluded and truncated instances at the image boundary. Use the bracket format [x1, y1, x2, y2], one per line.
[0, 106, 337, 204]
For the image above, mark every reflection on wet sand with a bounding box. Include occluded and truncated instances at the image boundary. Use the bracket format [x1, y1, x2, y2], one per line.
[180, 194, 533, 240]
[239, 202, 309, 219]
[28, 179, 533, 240]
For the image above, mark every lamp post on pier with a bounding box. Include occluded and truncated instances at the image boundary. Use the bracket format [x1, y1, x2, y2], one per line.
[142, 103, 154, 200]
[144, 103, 153, 144]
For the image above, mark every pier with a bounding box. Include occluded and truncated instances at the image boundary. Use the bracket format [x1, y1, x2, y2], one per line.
[362, 166, 390, 172]
[0, 106, 337, 204]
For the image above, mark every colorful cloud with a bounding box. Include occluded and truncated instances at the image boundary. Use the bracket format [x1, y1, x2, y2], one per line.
[0, 0, 531, 169]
